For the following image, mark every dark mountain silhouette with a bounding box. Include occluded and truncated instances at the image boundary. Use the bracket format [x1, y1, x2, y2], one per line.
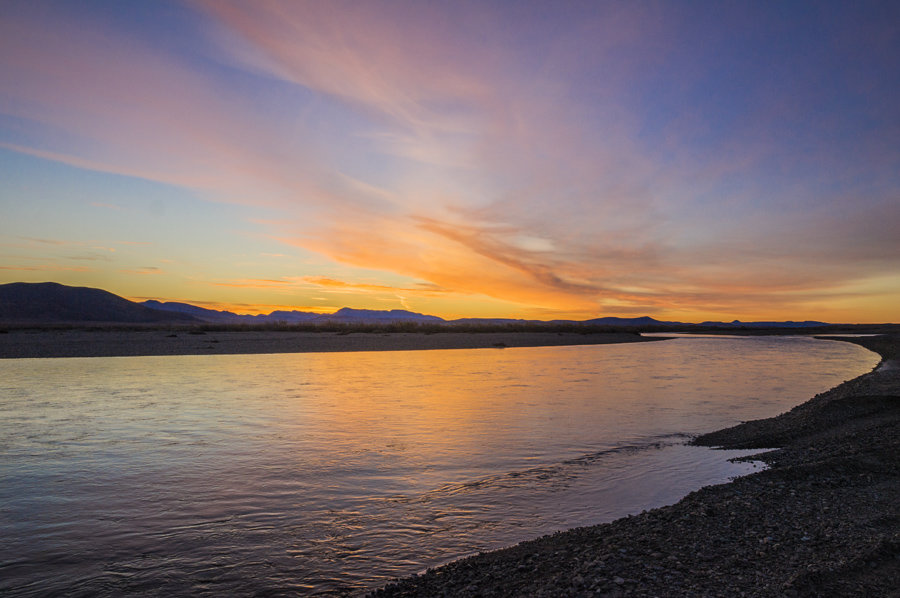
[143, 300, 247, 323]
[144, 302, 445, 324]
[451, 317, 538, 326]
[1, 282, 835, 328]
[266, 310, 322, 323]
[330, 307, 445, 323]
[143, 301, 339, 324]
[143, 297, 832, 328]
[0, 282, 197, 323]
[142, 300, 323, 324]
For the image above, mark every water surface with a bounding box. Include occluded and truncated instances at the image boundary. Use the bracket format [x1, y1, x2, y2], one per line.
[0, 336, 878, 595]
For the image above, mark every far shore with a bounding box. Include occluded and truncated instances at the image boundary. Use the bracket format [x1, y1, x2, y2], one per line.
[0, 328, 663, 359]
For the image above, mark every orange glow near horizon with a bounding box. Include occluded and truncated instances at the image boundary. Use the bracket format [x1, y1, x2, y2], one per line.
[122, 272, 900, 324]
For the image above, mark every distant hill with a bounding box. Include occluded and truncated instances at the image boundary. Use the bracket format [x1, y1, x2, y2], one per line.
[450, 317, 539, 326]
[329, 307, 445, 324]
[266, 310, 323, 323]
[138, 294, 834, 328]
[142, 300, 322, 324]
[143, 300, 247, 323]
[697, 319, 829, 328]
[143, 302, 446, 325]
[136, 302, 677, 327]
[0, 282, 198, 323]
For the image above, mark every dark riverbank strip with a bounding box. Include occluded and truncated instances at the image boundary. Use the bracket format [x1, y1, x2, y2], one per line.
[371, 335, 900, 597]
[0, 329, 660, 359]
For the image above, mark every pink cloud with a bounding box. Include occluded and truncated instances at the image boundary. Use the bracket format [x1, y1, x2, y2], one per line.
[0, 8, 340, 208]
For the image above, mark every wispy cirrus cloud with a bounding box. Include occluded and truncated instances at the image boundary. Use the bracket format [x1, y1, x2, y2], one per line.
[17, 236, 69, 246]
[120, 266, 163, 275]
[300, 276, 442, 294]
[0, 264, 94, 273]
[205, 274, 447, 298]
[0, 7, 345, 209]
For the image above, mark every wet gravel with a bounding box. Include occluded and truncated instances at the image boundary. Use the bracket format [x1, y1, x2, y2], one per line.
[370, 335, 900, 597]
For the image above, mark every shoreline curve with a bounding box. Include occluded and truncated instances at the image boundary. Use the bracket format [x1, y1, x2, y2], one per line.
[370, 334, 900, 597]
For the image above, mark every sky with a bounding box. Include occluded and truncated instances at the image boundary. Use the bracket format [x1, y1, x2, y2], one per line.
[1, 0, 898, 322]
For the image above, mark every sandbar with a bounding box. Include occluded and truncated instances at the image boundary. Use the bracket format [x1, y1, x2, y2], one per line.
[0, 329, 660, 359]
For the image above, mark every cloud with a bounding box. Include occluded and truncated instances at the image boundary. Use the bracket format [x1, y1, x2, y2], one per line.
[202, 274, 449, 300]
[300, 276, 449, 296]
[208, 278, 295, 289]
[90, 201, 124, 211]
[67, 254, 114, 262]
[191, 1, 674, 312]
[120, 266, 162, 275]
[0, 264, 94, 272]
[2, 1, 898, 320]
[196, 0, 495, 132]
[0, 8, 341, 208]
[18, 236, 68, 246]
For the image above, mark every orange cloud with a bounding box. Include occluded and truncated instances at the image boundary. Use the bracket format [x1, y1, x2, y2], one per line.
[120, 267, 163, 275]
[300, 276, 448, 295]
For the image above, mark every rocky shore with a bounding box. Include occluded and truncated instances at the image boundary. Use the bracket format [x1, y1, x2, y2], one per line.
[371, 335, 900, 597]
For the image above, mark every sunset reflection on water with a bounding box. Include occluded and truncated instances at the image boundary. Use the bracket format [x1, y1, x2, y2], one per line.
[0, 336, 879, 595]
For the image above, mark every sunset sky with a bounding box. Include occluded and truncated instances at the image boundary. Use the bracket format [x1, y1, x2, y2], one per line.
[1, 1, 898, 322]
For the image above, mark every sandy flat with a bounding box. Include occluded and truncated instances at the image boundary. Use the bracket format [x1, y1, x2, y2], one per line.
[0, 329, 660, 359]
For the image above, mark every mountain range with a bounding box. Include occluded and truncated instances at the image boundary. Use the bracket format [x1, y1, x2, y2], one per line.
[0, 282, 831, 328]
[140, 299, 829, 328]
[0, 282, 197, 323]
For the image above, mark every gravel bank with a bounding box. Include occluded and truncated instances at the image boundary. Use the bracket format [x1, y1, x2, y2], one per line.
[0, 329, 657, 359]
[371, 335, 899, 597]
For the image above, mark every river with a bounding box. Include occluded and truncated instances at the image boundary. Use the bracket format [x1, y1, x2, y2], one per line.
[0, 335, 878, 595]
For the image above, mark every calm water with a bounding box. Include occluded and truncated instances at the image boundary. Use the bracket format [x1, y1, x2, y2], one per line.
[0, 336, 878, 595]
